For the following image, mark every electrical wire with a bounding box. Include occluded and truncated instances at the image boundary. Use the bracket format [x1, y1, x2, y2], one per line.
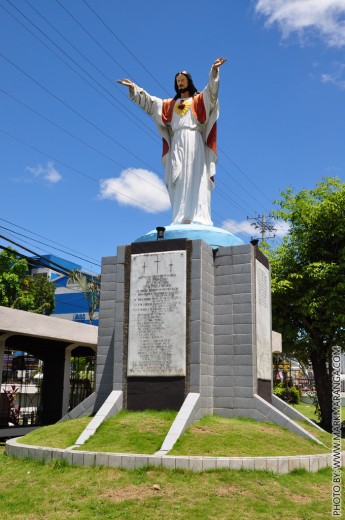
[1, 1, 159, 143]
[76, 0, 272, 212]
[0, 127, 171, 217]
[0, 2, 274, 232]
[54, 0, 137, 81]
[0, 217, 100, 265]
[0, 234, 77, 276]
[5, 0, 270, 216]
[0, 226, 100, 270]
[0, 244, 99, 312]
[81, 0, 170, 96]
[0, 3, 269, 218]
[0, 87, 168, 196]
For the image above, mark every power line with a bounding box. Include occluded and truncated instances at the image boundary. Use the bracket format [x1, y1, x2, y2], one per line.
[0, 3, 271, 225]
[0, 225, 101, 269]
[0, 217, 100, 266]
[79, 0, 272, 212]
[219, 146, 273, 208]
[0, 244, 100, 312]
[0, 87, 168, 196]
[81, 0, 170, 96]
[0, 234, 77, 276]
[0, 127, 170, 217]
[0, 51, 157, 170]
[247, 214, 277, 241]
[0, 244, 70, 277]
[217, 162, 269, 214]
[0, 73, 262, 218]
[0, 238, 101, 286]
[1, 84, 259, 219]
[1, 3, 270, 217]
[0, 1, 159, 143]
[54, 0, 137, 81]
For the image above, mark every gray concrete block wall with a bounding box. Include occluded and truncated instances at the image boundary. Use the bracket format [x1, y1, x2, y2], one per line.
[189, 241, 214, 417]
[94, 255, 117, 412]
[189, 241, 202, 393]
[213, 244, 256, 416]
[113, 246, 127, 392]
[213, 246, 234, 415]
[96, 242, 259, 421]
[232, 246, 257, 411]
[198, 242, 215, 417]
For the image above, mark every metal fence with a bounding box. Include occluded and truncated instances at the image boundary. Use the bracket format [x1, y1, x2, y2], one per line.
[1, 351, 43, 428]
[1, 349, 95, 431]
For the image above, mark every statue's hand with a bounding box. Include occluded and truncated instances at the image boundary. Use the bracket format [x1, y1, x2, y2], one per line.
[212, 57, 227, 70]
[117, 78, 135, 88]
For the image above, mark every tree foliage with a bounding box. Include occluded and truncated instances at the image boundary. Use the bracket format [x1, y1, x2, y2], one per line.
[0, 248, 55, 315]
[267, 177, 345, 431]
[69, 269, 100, 325]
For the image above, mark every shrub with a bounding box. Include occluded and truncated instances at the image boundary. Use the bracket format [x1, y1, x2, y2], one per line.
[273, 382, 300, 404]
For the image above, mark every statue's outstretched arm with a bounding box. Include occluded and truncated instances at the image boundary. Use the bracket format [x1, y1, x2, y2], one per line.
[117, 78, 142, 90]
[211, 57, 227, 77]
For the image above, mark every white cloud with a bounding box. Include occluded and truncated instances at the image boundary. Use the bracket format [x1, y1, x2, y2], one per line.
[273, 220, 291, 237]
[26, 161, 62, 183]
[222, 219, 254, 236]
[99, 168, 170, 213]
[320, 61, 345, 87]
[255, 0, 345, 47]
[222, 218, 290, 238]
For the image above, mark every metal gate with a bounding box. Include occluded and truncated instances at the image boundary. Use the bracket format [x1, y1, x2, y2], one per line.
[69, 353, 95, 411]
[1, 349, 43, 429]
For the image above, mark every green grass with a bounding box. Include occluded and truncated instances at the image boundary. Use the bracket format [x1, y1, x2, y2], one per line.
[0, 448, 338, 520]
[293, 403, 345, 423]
[16, 410, 336, 457]
[16, 416, 91, 449]
[4, 410, 343, 518]
[78, 410, 177, 453]
[169, 415, 332, 457]
[292, 402, 321, 422]
[17, 411, 177, 454]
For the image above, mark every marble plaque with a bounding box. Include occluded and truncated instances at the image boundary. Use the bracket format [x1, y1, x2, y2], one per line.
[127, 251, 187, 376]
[255, 260, 272, 380]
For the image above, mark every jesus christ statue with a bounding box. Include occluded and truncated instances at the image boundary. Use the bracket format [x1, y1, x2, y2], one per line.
[117, 57, 227, 226]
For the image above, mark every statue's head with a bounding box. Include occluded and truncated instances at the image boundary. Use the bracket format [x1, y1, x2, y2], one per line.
[174, 71, 198, 99]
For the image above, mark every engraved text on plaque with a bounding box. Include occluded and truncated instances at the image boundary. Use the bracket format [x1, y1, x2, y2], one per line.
[127, 251, 187, 376]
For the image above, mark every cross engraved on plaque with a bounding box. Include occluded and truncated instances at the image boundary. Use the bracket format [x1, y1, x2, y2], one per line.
[154, 258, 160, 273]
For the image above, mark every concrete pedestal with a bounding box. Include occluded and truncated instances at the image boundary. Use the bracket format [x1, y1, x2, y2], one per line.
[95, 239, 273, 418]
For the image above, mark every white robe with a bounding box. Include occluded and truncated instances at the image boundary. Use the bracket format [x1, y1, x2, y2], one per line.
[130, 68, 219, 226]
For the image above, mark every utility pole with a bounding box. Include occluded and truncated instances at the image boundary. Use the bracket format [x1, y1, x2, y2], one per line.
[247, 214, 276, 242]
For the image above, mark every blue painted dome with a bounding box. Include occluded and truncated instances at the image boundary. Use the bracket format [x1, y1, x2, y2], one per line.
[134, 223, 244, 249]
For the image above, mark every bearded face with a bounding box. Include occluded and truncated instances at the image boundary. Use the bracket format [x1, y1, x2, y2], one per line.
[176, 73, 189, 94]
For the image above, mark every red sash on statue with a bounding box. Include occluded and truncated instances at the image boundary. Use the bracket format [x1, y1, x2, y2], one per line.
[161, 94, 217, 158]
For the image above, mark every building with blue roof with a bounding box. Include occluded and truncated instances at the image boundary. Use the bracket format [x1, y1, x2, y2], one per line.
[29, 254, 99, 325]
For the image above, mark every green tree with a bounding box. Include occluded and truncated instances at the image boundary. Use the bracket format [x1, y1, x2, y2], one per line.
[69, 269, 100, 325]
[268, 177, 345, 432]
[0, 248, 55, 315]
[16, 274, 56, 315]
[0, 248, 28, 307]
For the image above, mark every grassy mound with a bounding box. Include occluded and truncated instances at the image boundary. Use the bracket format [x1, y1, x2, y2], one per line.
[76, 410, 177, 454]
[17, 416, 91, 449]
[170, 416, 332, 456]
[16, 410, 335, 456]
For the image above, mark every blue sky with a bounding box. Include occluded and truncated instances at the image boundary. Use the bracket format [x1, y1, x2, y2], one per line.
[1, 0, 345, 274]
